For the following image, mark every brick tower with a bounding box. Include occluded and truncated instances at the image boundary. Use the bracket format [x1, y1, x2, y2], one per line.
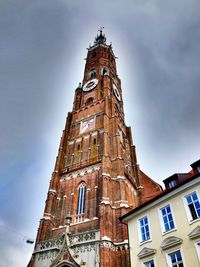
[28, 30, 161, 267]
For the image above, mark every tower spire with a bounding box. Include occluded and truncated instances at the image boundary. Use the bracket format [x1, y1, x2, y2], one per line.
[94, 27, 106, 45]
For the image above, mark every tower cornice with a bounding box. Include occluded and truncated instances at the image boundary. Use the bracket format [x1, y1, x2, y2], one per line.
[88, 43, 116, 58]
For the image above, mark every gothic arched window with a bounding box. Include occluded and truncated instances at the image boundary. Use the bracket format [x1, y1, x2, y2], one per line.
[92, 51, 96, 58]
[102, 67, 109, 76]
[115, 103, 120, 114]
[89, 69, 96, 79]
[77, 183, 86, 215]
[85, 97, 94, 106]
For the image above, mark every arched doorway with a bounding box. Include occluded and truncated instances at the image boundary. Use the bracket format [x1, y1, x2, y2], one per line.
[56, 261, 79, 267]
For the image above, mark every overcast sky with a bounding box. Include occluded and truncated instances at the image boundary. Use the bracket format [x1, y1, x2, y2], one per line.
[0, 0, 200, 266]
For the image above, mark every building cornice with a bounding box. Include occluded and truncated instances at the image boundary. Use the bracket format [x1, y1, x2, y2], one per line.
[121, 174, 200, 222]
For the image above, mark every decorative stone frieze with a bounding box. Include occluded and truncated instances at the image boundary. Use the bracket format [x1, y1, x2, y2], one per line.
[99, 239, 129, 251]
[35, 236, 64, 253]
[37, 250, 58, 261]
[62, 163, 101, 180]
[69, 231, 98, 245]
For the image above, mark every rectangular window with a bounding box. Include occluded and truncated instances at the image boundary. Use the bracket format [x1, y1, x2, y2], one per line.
[139, 216, 150, 242]
[185, 192, 200, 221]
[168, 180, 177, 188]
[143, 259, 155, 267]
[168, 250, 184, 267]
[161, 205, 175, 232]
[195, 241, 200, 262]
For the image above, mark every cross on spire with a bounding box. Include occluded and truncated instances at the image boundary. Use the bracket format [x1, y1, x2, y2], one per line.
[98, 27, 104, 35]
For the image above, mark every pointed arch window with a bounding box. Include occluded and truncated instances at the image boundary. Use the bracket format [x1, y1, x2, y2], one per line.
[85, 97, 94, 106]
[89, 69, 96, 79]
[102, 67, 109, 76]
[77, 183, 86, 215]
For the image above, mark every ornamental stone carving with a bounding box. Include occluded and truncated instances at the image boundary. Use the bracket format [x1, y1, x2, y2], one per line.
[62, 164, 101, 180]
[188, 225, 200, 239]
[99, 240, 129, 251]
[36, 236, 64, 252]
[161, 236, 183, 250]
[137, 247, 156, 259]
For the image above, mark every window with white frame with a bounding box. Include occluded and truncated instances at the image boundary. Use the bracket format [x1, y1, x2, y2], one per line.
[168, 180, 177, 188]
[160, 204, 175, 232]
[168, 250, 184, 267]
[143, 259, 155, 267]
[139, 216, 150, 242]
[184, 191, 200, 221]
[77, 183, 86, 215]
[195, 240, 200, 262]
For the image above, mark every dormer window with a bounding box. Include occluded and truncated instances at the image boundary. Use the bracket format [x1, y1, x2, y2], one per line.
[168, 180, 177, 188]
[163, 174, 179, 189]
[190, 159, 200, 174]
[197, 166, 200, 173]
[102, 67, 109, 76]
[89, 69, 96, 79]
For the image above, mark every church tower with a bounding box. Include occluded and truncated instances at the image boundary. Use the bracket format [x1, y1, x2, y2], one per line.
[28, 30, 161, 267]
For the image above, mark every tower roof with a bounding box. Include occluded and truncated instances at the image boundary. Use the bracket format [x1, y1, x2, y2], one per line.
[94, 28, 106, 45]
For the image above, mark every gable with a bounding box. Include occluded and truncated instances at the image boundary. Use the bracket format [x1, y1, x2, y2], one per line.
[161, 236, 183, 250]
[188, 225, 200, 239]
[137, 247, 156, 259]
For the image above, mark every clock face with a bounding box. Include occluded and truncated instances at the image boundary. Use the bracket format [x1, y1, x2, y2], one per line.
[80, 117, 95, 134]
[83, 78, 98, 92]
[113, 84, 121, 101]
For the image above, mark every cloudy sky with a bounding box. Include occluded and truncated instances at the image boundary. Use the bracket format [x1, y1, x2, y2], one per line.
[0, 0, 200, 266]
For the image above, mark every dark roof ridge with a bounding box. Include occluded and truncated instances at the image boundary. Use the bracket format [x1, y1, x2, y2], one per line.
[120, 172, 200, 222]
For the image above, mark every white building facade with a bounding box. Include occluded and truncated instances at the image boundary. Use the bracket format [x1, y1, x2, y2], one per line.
[121, 167, 200, 267]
